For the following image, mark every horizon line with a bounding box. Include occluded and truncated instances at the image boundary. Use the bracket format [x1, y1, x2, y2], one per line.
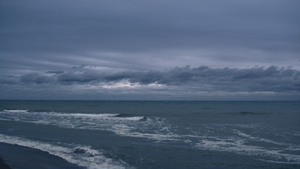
[1, 99, 299, 102]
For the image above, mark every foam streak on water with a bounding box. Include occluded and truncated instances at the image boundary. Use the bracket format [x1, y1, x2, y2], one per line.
[0, 110, 177, 142]
[194, 128, 300, 165]
[0, 134, 131, 169]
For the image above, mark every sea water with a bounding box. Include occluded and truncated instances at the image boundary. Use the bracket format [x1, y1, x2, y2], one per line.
[0, 101, 299, 169]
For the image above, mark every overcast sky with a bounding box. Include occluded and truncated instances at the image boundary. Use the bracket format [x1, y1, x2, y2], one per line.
[1, 0, 299, 100]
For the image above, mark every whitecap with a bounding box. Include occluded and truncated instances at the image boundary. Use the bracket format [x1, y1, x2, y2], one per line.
[3, 109, 28, 113]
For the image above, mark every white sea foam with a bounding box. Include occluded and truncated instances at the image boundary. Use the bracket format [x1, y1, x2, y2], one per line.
[0, 117, 10, 121]
[0, 134, 132, 169]
[0, 110, 176, 142]
[190, 123, 300, 164]
[0, 110, 144, 121]
[195, 137, 300, 164]
[3, 109, 28, 113]
[61, 113, 117, 118]
[232, 129, 286, 146]
[111, 124, 180, 142]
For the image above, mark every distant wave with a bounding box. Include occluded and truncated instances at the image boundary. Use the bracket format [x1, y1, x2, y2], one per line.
[227, 111, 271, 116]
[1, 110, 146, 121]
[3, 109, 28, 113]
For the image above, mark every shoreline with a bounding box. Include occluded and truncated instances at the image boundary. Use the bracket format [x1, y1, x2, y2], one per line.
[0, 142, 84, 169]
[0, 157, 11, 169]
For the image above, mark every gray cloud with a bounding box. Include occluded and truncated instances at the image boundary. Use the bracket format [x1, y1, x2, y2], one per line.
[9, 66, 300, 94]
[20, 73, 53, 84]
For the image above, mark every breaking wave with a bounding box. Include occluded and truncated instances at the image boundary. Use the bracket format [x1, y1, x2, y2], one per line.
[0, 134, 131, 169]
[0, 109, 176, 142]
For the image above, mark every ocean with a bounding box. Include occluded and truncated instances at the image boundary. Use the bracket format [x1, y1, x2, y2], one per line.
[0, 100, 299, 169]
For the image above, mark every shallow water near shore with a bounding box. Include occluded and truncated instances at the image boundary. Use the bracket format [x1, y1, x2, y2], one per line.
[0, 101, 299, 169]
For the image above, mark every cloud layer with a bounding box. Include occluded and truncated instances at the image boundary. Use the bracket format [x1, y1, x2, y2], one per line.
[1, 0, 300, 69]
[1, 0, 299, 100]
[1, 65, 299, 100]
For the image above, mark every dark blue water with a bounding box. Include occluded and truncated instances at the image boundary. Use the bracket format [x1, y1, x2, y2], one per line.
[0, 101, 299, 169]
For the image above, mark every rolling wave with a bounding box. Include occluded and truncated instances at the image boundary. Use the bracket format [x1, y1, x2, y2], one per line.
[0, 109, 176, 142]
[0, 134, 131, 169]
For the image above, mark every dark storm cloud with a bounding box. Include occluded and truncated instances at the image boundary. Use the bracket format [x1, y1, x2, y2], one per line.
[12, 66, 300, 93]
[20, 73, 53, 84]
[46, 70, 64, 74]
[57, 72, 100, 84]
[106, 66, 300, 93]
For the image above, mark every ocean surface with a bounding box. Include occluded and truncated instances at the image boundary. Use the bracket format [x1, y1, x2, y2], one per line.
[0, 100, 299, 169]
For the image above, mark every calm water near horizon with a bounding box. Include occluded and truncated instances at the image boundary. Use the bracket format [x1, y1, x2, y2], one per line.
[0, 100, 299, 169]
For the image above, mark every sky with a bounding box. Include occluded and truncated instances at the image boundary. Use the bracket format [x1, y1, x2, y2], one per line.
[1, 0, 299, 100]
